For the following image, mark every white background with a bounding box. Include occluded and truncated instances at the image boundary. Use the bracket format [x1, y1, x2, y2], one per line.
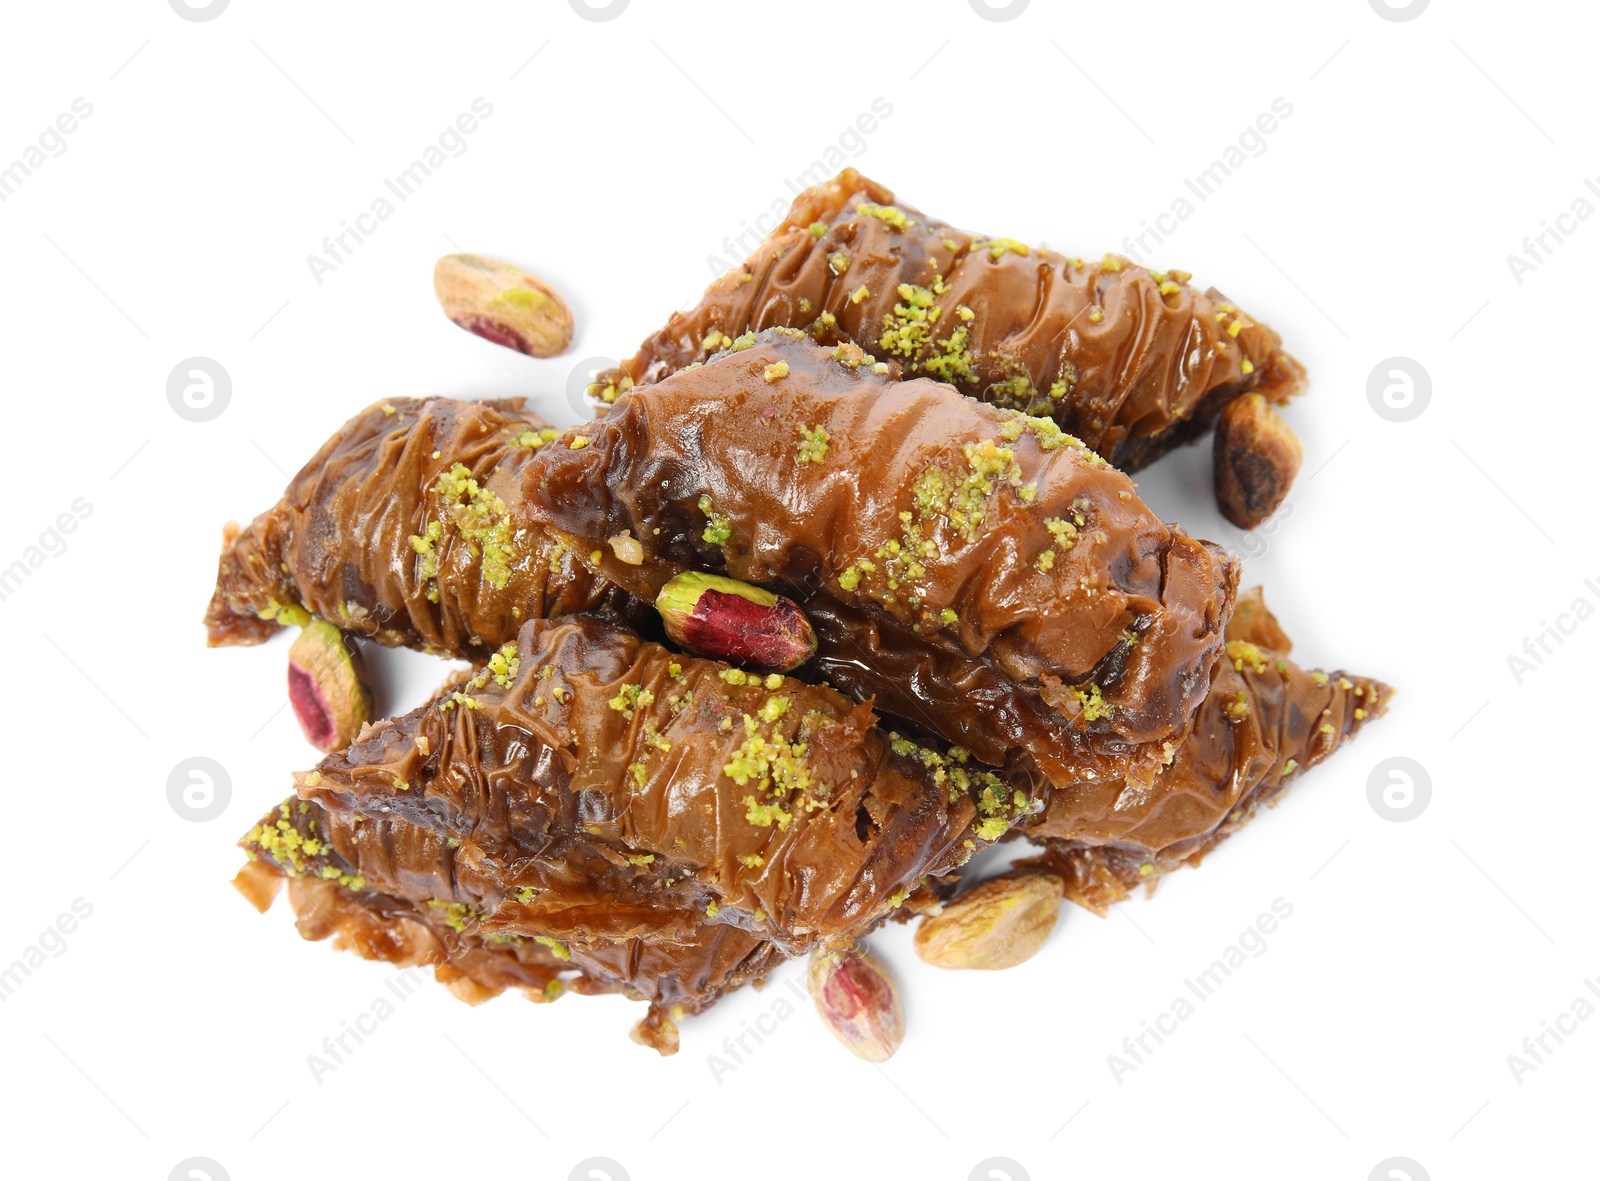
[0, 1, 1592, 1178]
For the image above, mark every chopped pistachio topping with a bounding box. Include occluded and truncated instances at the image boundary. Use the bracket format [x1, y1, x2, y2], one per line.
[486, 642, 520, 687]
[431, 463, 515, 590]
[1069, 683, 1113, 722]
[796, 425, 830, 463]
[533, 935, 571, 962]
[425, 899, 479, 933]
[831, 341, 877, 368]
[911, 439, 1024, 543]
[517, 427, 560, 449]
[607, 682, 656, 719]
[973, 237, 1030, 260]
[878, 282, 940, 358]
[589, 373, 634, 404]
[698, 494, 733, 545]
[258, 598, 312, 628]
[1226, 640, 1271, 675]
[244, 812, 363, 890]
[855, 201, 914, 230]
[1045, 516, 1079, 552]
[744, 797, 792, 829]
[919, 323, 976, 384]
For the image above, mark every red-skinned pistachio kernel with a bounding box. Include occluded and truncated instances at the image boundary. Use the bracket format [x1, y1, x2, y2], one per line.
[808, 943, 905, 1062]
[433, 253, 573, 358]
[655, 572, 817, 673]
[287, 620, 373, 752]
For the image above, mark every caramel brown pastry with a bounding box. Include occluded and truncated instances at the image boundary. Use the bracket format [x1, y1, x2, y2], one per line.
[206, 333, 1240, 790]
[1015, 590, 1390, 913]
[236, 615, 1023, 1050]
[589, 168, 1306, 514]
[235, 796, 785, 1055]
[204, 396, 644, 655]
